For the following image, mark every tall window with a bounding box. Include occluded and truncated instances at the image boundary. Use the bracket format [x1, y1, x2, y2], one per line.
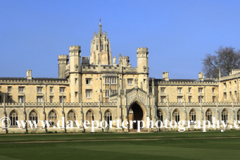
[161, 87, 165, 93]
[60, 87, 65, 93]
[8, 86, 11, 93]
[177, 96, 182, 103]
[100, 44, 103, 51]
[50, 87, 53, 93]
[18, 96, 24, 103]
[212, 88, 215, 93]
[105, 90, 109, 98]
[96, 45, 98, 50]
[48, 110, 57, 127]
[127, 79, 133, 85]
[86, 110, 94, 124]
[188, 87, 191, 93]
[37, 96, 43, 103]
[86, 90, 91, 98]
[111, 77, 117, 84]
[206, 109, 212, 123]
[212, 96, 216, 102]
[221, 109, 228, 123]
[177, 88, 182, 93]
[67, 110, 76, 126]
[237, 110, 240, 121]
[37, 87, 42, 93]
[7, 96, 12, 103]
[105, 77, 117, 84]
[10, 110, 18, 127]
[188, 96, 192, 102]
[29, 110, 38, 124]
[157, 110, 163, 122]
[104, 110, 112, 125]
[19, 87, 24, 93]
[224, 83, 227, 89]
[86, 78, 91, 84]
[198, 88, 203, 93]
[75, 78, 78, 84]
[50, 96, 53, 103]
[198, 96, 203, 102]
[224, 93, 227, 101]
[59, 96, 65, 103]
[173, 109, 180, 122]
[189, 109, 196, 121]
[161, 96, 166, 103]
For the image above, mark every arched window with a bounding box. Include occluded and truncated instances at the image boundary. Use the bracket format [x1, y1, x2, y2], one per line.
[48, 110, 57, 127]
[10, 110, 18, 127]
[67, 110, 76, 126]
[173, 109, 180, 122]
[29, 110, 38, 124]
[206, 109, 212, 123]
[157, 110, 163, 122]
[237, 110, 240, 121]
[189, 109, 196, 121]
[104, 110, 112, 125]
[86, 110, 94, 124]
[222, 109, 228, 123]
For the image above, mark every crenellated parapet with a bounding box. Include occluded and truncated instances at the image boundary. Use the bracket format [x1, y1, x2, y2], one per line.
[0, 78, 69, 85]
[154, 79, 219, 86]
[137, 47, 148, 53]
[69, 45, 81, 52]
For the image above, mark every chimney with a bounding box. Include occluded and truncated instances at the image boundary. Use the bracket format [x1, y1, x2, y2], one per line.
[163, 71, 169, 81]
[199, 72, 204, 81]
[27, 69, 32, 80]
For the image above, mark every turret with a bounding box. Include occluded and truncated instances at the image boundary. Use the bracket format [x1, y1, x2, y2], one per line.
[69, 45, 81, 72]
[137, 47, 149, 73]
[137, 47, 149, 92]
[69, 45, 81, 103]
[58, 55, 68, 78]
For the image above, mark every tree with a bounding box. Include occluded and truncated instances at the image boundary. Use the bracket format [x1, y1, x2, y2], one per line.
[202, 46, 240, 78]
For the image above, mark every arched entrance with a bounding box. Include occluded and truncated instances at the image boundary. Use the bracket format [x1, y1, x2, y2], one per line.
[128, 102, 144, 129]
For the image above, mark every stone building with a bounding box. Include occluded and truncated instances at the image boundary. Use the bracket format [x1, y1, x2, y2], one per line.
[0, 22, 240, 133]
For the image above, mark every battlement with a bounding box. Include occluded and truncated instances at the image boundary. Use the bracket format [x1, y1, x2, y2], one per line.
[69, 45, 81, 51]
[137, 47, 148, 52]
[58, 55, 68, 59]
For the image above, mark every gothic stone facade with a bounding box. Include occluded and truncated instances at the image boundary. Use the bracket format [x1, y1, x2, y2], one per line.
[0, 22, 240, 133]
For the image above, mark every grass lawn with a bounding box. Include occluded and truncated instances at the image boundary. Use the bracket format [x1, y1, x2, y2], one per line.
[0, 130, 240, 160]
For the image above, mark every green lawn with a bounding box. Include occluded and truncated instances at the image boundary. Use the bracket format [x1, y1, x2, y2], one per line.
[0, 130, 240, 160]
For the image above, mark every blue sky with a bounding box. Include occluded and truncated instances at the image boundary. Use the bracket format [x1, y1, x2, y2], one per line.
[0, 0, 240, 79]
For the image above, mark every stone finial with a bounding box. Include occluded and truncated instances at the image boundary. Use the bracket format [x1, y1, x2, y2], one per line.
[27, 69, 32, 80]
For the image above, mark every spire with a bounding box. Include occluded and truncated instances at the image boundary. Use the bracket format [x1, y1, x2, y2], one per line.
[219, 67, 221, 79]
[99, 18, 102, 35]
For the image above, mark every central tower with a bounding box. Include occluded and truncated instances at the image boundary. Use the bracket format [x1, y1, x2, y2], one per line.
[90, 21, 112, 65]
